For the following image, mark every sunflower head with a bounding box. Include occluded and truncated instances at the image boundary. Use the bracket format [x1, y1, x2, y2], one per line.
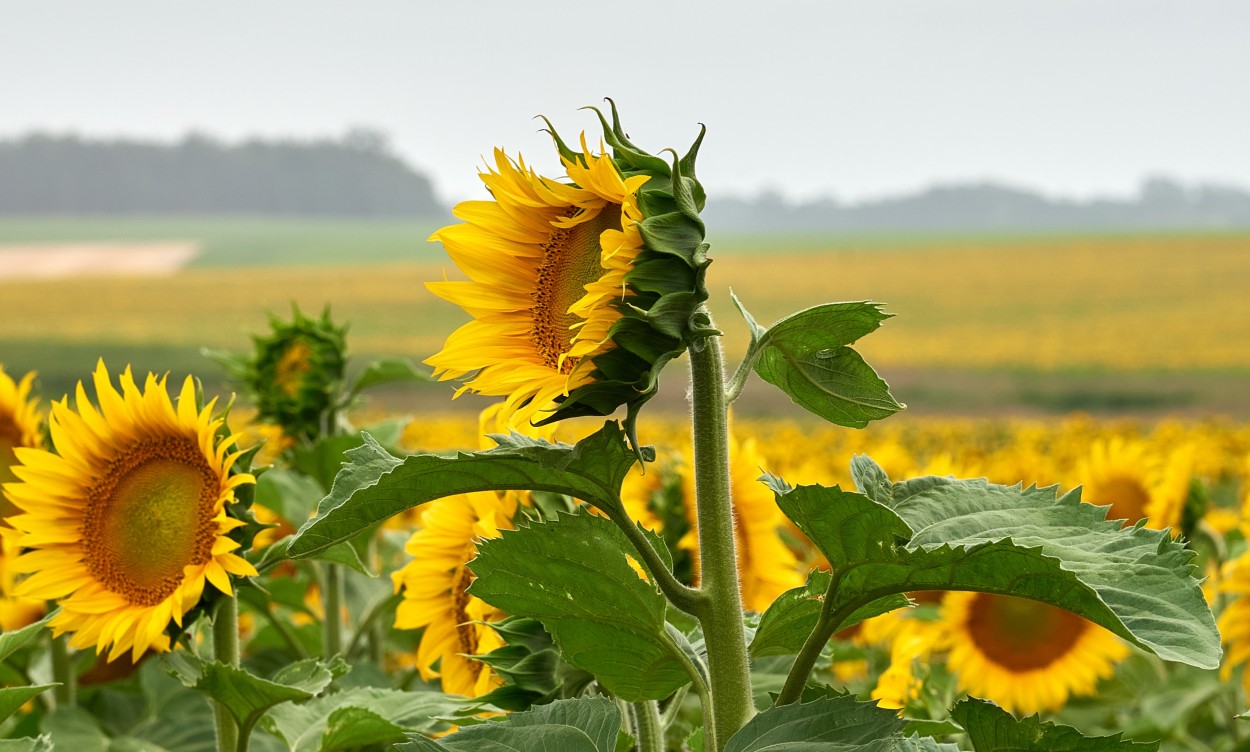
[0, 365, 42, 525]
[6, 361, 258, 661]
[224, 307, 348, 443]
[427, 100, 711, 441]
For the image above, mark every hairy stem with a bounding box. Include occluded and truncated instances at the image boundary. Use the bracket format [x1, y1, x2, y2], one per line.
[633, 700, 665, 752]
[212, 597, 241, 752]
[322, 563, 344, 658]
[604, 504, 704, 615]
[687, 311, 754, 749]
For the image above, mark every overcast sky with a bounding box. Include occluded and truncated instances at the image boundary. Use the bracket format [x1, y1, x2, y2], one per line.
[3, 1, 1248, 204]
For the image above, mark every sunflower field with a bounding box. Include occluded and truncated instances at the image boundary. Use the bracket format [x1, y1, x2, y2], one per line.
[1, 104, 1248, 752]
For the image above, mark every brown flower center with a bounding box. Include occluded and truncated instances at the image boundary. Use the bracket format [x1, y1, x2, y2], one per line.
[966, 593, 1087, 671]
[1092, 476, 1152, 525]
[81, 437, 219, 607]
[531, 205, 621, 373]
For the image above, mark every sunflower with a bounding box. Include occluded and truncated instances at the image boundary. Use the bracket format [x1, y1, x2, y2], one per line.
[941, 591, 1128, 715]
[392, 491, 514, 698]
[5, 362, 257, 661]
[0, 365, 46, 628]
[426, 103, 709, 431]
[0, 366, 42, 524]
[1075, 437, 1191, 532]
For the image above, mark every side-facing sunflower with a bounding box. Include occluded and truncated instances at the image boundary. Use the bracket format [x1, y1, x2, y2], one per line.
[5, 362, 257, 661]
[426, 101, 709, 435]
[941, 591, 1128, 715]
[392, 491, 514, 698]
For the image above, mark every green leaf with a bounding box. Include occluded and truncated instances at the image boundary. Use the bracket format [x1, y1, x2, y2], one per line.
[739, 301, 904, 428]
[0, 613, 53, 662]
[163, 653, 341, 740]
[952, 698, 1158, 752]
[469, 512, 690, 701]
[749, 570, 907, 658]
[262, 687, 471, 751]
[723, 694, 904, 751]
[288, 422, 640, 559]
[0, 737, 53, 752]
[0, 684, 56, 724]
[396, 696, 622, 751]
[350, 357, 430, 394]
[41, 706, 110, 752]
[772, 466, 1220, 669]
[686, 728, 705, 752]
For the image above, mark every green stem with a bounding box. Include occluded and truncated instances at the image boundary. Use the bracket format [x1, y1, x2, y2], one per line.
[49, 632, 76, 708]
[660, 684, 691, 730]
[322, 563, 344, 658]
[604, 504, 704, 615]
[212, 596, 241, 752]
[687, 313, 754, 750]
[633, 700, 665, 752]
[260, 598, 310, 660]
[776, 581, 861, 706]
[345, 592, 402, 660]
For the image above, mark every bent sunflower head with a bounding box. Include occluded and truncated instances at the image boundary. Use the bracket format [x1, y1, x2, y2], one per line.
[427, 100, 710, 439]
[5, 361, 257, 661]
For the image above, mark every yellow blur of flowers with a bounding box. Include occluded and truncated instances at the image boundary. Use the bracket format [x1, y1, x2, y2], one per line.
[4, 362, 257, 661]
[425, 137, 650, 427]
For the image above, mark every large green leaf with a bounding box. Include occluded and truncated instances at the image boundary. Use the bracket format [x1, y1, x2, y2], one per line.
[288, 422, 641, 558]
[396, 696, 621, 752]
[769, 464, 1220, 669]
[952, 698, 1157, 752]
[732, 298, 903, 427]
[0, 613, 53, 662]
[0, 685, 56, 724]
[164, 653, 343, 742]
[262, 686, 472, 751]
[469, 512, 690, 701]
[723, 694, 904, 751]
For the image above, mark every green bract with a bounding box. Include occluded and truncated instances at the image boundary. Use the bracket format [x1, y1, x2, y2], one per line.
[538, 99, 711, 440]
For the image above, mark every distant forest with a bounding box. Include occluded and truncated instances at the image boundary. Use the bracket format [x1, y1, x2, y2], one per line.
[0, 130, 444, 217]
[2, 131, 1249, 230]
[702, 178, 1250, 232]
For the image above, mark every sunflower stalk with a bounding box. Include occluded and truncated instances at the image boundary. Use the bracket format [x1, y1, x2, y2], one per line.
[321, 562, 344, 658]
[686, 311, 754, 749]
[631, 700, 665, 752]
[48, 631, 75, 708]
[212, 595, 241, 752]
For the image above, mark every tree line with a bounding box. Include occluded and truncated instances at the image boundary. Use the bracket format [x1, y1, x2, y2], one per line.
[0, 130, 445, 217]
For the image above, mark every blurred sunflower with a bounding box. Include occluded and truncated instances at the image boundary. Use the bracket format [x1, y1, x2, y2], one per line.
[1076, 437, 1192, 532]
[0, 365, 46, 628]
[942, 592, 1128, 715]
[1217, 550, 1250, 691]
[0, 366, 42, 523]
[6, 362, 256, 661]
[426, 104, 709, 430]
[392, 491, 514, 697]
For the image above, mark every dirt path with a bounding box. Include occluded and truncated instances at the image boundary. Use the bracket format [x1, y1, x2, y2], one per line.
[0, 242, 199, 280]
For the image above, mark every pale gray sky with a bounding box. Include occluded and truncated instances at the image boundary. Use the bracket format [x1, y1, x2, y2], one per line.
[2, 0, 1247, 204]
